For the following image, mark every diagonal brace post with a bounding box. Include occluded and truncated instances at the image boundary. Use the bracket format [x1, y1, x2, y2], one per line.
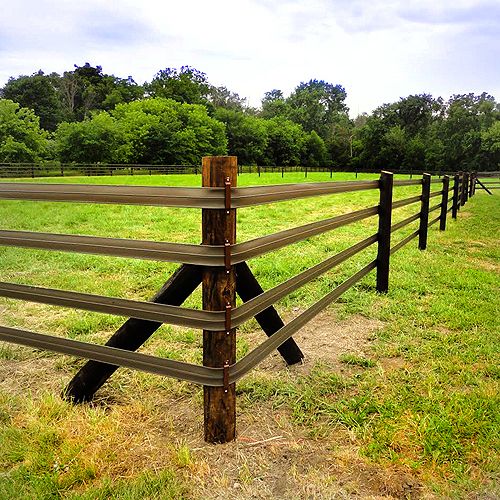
[235, 262, 304, 365]
[63, 264, 202, 402]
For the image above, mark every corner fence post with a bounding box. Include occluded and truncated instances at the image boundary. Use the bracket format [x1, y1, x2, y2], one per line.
[451, 174, 460, 219]
[376, 171, 393, 293]
[202, 156, 237, 443]
[419, 173, 431, 250]
[440, 175, 450, 231]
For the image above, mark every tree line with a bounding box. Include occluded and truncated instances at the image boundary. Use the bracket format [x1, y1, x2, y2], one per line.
[0, 63, 498, 171]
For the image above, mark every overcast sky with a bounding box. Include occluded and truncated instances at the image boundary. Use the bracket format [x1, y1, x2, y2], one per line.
[1, 0, 498, 116]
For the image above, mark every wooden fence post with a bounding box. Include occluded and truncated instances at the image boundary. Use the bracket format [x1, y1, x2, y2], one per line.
[440, 175, 450, 231]
[419, 173, 431, 250]
[376, 171, 393, 293]
[452, 173, 460, 218]
[469, 173, 474, 198]
[461, 172, 468, 206]
[202, 156, 237, 443]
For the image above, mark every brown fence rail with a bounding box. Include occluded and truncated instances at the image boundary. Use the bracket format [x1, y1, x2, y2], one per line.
[0, 158, 478, 443]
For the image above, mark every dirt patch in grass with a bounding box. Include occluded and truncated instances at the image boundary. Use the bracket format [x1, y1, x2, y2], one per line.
[247, 312, 384, 376]
[0, 355, 67, 395]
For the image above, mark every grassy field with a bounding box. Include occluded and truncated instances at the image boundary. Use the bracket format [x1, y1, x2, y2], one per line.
[0, 172, 498, 499]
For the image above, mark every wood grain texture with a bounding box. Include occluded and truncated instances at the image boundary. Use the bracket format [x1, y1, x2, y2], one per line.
[202, 156, 237, 443]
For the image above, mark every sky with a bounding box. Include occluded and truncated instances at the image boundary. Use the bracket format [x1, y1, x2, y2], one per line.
[1, 0, 499, 116]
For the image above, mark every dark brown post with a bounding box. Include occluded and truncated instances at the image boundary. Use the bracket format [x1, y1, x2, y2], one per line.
[461, 172, 467, 206]
[376, 171, 393, 293]
[440, 175, 450, 231]
[469, 173, 474, 198]
[419, 173, 431, 250]
[202, 156, 237, 443]
[452, 174, 459, 219]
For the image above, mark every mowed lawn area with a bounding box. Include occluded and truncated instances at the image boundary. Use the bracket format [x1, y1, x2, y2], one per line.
[0, 172, 498, 499]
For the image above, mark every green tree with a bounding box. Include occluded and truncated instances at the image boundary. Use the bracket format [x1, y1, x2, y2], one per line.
[214, 108, 267, 164]
[0, 99, 48, 162]
[57, 63, 143, 122]
[55, 112, 127, 163]
[479, 121, 500, 170]
[263, 117, 305, 166]
[260, 89, 290, 119]
[301, 130, 328, 167]
[112, 98, 227, 164]
[146, 66, 210, 105]
[208, 86, 246, 111]
[1, 71, 64, 131]
[287, 79, 348, 139]
[440, 93, 494, 170]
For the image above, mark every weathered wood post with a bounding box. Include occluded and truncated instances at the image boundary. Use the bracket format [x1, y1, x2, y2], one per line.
[469, 172, 474, 198]
[202, 156, 237, 443]
[419, 173, 431, 250]
[376, 171, 393, 293]
[452, 173, 460, 219]
[440, 175, 450, 231]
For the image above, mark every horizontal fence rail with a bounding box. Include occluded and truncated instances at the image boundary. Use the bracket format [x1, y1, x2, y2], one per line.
[0, 325, 222, 386]
[0, 160, 477, 443]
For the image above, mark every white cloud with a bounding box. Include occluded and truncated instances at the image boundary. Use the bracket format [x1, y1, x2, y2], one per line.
[0, 0, 498, 115]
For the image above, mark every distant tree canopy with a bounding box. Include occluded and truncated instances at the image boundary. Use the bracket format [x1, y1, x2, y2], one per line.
[1, 63, 498, 170]
[55, 98, 227, 164]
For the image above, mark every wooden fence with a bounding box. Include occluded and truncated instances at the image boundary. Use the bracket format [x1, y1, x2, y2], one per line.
[475, 171, 500, 195]
[0, 158, 477, 442]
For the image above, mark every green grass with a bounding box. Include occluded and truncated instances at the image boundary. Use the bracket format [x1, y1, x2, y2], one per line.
[0, 172, 498, 498]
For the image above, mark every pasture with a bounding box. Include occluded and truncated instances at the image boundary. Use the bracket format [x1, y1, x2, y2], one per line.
[0, 172, 498, 499]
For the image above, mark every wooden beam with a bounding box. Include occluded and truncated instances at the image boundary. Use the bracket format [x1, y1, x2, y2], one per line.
[419, 173, 431, 250]
[440, 176, 450, 231]
[376, 171, 393, 292]
[63, 264, 202, 403]
[235, 262, 304, 365]
[202, 156, 237, 443]
[476, 178, 493, 195]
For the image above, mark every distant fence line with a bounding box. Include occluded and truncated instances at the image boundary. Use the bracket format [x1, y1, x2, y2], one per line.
[2, 162, 497, 179]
